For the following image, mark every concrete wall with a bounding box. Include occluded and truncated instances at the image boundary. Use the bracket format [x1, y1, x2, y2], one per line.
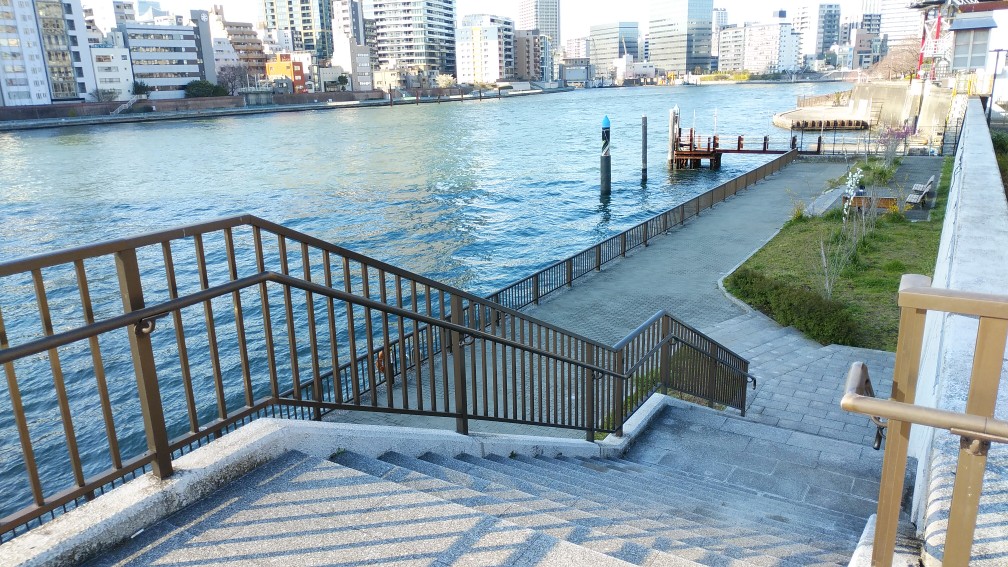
[272, 90, 384, 104]
[906, 98, 1008, 565]
[0, 102, 122, 120]
[131, 97, 245, 113]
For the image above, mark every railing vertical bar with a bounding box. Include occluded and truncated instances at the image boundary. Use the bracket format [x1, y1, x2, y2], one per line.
[0, 305, 45, 506]
[510, 315, 518, 420]
[439, 290, 450, 411]
[519, 319, 527, 421]
[225, 228, 255, 409]
[491, 306, 501, 419]
[425, 285, 438, 411]
[194, 234, 230, 419]
[74, 260, 123, 469]
[943, 316, 1008, 565]
[161, 243, 200, 432]
[537, 324, 544, 423]
[872, 303, 927, 567]
[585, 343, 595, 439]
[342, 257, 361, 406]
[410, 280, 424, 412]
[252, 227, 280, 399]
[467, 304, 479, 415]
[360, 264, 378, 406]
[300, 242, 323, 416]
[322, 251, 343, 404]
[478, 305, 488, 417]
[31, 269, 87, 491]
[394, 276, 409, 409]
[275, 235, 302, 403]
[376, 269, 394, 408]
[450, 295, 468, 434]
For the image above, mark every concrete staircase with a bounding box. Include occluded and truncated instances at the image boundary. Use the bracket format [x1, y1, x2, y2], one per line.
[702, 311, 896, 447]
[89, 401, 888, 566]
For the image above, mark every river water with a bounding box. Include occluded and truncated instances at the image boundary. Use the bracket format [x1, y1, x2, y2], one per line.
[0, 82, 845, 520]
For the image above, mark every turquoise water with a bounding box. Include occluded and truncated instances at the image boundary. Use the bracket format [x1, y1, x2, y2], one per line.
[0, 83, 845, 521]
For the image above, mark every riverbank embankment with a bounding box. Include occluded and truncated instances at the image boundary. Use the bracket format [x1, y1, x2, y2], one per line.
[0, 88, 570, 132]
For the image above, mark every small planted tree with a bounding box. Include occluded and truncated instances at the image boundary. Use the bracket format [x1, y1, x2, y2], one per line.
[185, 79, 228, 98]
[435, 74, 456, 89]
[216, 64, 247, 95]
[337, 74, 349, 91]
[89, 88, 120, 102]
[131, 81, 152, 96]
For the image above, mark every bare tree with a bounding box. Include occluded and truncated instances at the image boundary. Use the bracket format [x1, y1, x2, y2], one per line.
[216, 64, 247, 96]
[435, 73, 456, 89]
[869, 44, 919, 80]
[89, 88, 120, 102]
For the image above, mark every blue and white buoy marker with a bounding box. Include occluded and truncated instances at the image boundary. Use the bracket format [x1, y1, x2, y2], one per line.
[601, 115, 612, 195]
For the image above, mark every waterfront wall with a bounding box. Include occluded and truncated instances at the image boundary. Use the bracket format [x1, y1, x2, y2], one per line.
[906, 98, 1008, 564]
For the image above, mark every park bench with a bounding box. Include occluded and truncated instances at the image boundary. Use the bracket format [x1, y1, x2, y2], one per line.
[905, 174, 936, 209]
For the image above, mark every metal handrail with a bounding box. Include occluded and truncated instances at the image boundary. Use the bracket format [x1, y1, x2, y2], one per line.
[842, 362, 1008, 443]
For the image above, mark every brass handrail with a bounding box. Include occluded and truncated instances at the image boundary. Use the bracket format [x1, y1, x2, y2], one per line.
[842, 362, 1008, 444]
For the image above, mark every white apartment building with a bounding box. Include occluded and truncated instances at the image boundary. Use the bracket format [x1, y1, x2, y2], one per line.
[879, 0, 923, 49]
[0, 0, 52, 106]
[62, 0, 98, 100]
[717, 26, 744, 72]
[117, 10, 215, 99]
[332, 0, 370, 89]
[82, 0, 136, 41]
[90, 33, 133, 100]
[372, 0, 456, 75]
[565, 37, 589, 59]
[793, 3, 841, 60]
[455, 14, 513, 84]
[712, 7, 727, 58]
[518, 0, 559, 46]
[262, 0, 332, 59]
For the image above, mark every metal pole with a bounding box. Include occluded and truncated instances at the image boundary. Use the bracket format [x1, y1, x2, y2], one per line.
[988, 49, 1006, 126]
[641, 114, 648, 182]
[601, 115, 612, 195]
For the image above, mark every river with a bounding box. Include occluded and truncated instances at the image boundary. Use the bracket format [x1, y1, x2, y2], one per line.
[0, 82, 846, 521]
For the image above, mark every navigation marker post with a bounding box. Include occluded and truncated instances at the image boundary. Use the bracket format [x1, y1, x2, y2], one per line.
[601, 115, 612, 195]
[641, 115, 648, 182]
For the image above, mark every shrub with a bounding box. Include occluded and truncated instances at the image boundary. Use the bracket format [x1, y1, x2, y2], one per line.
[992, 132, 1008, 155]
[726, 268, 857, 345]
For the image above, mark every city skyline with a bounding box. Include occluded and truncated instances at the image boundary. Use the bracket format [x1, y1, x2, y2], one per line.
[163, 0, 868, 40]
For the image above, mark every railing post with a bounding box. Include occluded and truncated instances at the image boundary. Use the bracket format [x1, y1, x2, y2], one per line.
[450, 295, 469, 435]
[943, 316, 1008, 565]
[115, 248, 173, 479]
[614, 349, 625, 436]
[532, 274, 540, 305]
[566, 258, 574, 288]
[595, 244, 602, 271]
[706, 344, 717, 409]
[660, 316, 671, 395]
[872, 300, 928, 567]
[584, 343, 596, 442]
[620, 233, 627, 257]
[643, 224, 649, 247]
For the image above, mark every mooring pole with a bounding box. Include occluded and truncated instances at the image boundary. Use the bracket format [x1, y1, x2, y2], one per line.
[641, 115, 648, 182]
[668, 105, 679, 170]
[601, 115, 612, 195]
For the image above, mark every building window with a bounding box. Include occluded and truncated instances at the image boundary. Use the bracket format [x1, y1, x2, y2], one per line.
[952, 29, 989, 70]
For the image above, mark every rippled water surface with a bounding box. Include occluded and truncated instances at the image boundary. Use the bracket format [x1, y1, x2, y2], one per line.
[0, 82, 846, 519]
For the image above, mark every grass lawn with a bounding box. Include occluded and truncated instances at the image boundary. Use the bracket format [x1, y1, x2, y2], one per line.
[725, 157, 952, 351]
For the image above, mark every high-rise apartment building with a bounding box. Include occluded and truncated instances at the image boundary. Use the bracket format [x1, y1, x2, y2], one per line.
[518, 0, 559, 46]
[371, 0, 456, 76]
[792, 3, 841, 60]
[208, 7, 267, 77]
[717, 26, 744, 72]
[117, 10, 215, 99]
[879, 0, 923, 48]
[649, 0, 714, 75]
[514, 28, 549, 81]
[89, 32, 134, 100]
[0, 1, 52, 105]
[589, 22, 639, 79]
[456, 14, 514, 84]
[711, 8, 727, 58]
[333, 0, 365, 45]
[82, 0, 136, 41]
[262, 0, 332, 60]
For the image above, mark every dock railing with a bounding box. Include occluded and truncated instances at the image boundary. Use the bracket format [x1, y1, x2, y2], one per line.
[0, 214, 751, 542]
[841, 274, 1008, 567]
[490, 149, 798, 309]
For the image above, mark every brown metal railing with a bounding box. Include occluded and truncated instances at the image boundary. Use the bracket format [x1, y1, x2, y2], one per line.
[0, 216, 750, 542]
[490, 150, 798, 309]
[841, 274, 1008, 567]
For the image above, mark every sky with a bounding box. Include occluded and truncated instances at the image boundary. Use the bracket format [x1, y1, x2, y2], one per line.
[166, 0, 865, 39]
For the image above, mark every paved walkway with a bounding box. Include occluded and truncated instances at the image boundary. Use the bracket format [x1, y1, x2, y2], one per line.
[524, 156, 943, 445]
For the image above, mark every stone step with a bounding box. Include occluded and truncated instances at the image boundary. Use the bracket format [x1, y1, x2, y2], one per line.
[89, 450, 632, 566]
[499, 453, 856, 564]
[456, 452, 844, 566]
[332, 450, 705, 567]
[418, 452, 782, 566]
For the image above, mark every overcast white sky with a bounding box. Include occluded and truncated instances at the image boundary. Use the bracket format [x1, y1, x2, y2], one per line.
[166, 0, 865, 39]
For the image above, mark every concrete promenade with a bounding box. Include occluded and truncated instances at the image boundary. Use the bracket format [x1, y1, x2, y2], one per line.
[523, 157, 939, 446]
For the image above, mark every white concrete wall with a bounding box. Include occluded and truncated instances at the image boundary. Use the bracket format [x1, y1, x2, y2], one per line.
[907, 98, 1008, 565]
